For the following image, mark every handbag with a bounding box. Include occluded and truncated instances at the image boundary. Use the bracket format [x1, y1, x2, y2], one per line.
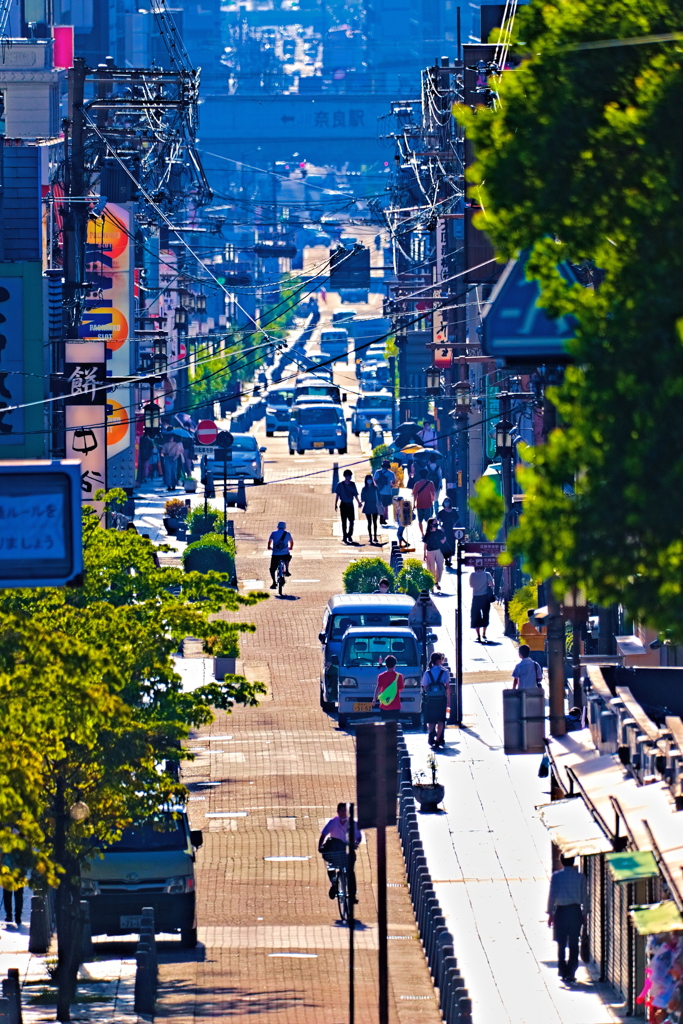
[538, 754, 550, 778]
[580, 926, 590, 963]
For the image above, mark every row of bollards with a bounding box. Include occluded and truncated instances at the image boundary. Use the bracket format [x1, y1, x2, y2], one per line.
[134, 907, 158, 1018]
[396, 731, 473, 1024]
[0, 968, 22, 1024]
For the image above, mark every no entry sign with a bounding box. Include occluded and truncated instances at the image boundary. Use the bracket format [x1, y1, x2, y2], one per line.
[197, 419, 218, 445]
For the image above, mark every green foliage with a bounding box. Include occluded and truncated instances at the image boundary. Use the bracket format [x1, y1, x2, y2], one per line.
[370, 443, 392, 470]
[0, 493, 266, 888]
[396, 559, 435, 598]
[186, 503, 223, 536]
[456, 0, 683, 637]
[183, 532, 236, 578]
[469, 475, 505, 540]
[342, 558, 395, 594]
[508, 582, 539, 632]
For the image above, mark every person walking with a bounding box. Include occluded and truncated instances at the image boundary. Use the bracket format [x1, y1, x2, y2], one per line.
[512, 644, 544, 689]
[3, 885, 23, 926]
[421, 652, 449, 748]
[437, 498, 460, 568]
[360, 474, 381, 544]
[469, 565, 494, 642]
[412, 472, 436, 538]
[417, 419, 438, 449]
[547, 855, 588, 985]
[374, 578, 391, 594]
[160, 434, 184, 490]
[372, 654, 404, 721]
[425, 455, 443, 513]
[373, 460, 396, 526]
[318, 803, 362, 899]
[137, 432, 155, 484]
[268, 521, 294, 589]
[423, 518, 446, 590]
[335, 469, 361, 544]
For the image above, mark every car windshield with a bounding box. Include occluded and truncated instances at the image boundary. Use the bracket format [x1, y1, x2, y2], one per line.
[341, 635, 418, 668]
[331, 613, 410, 638]
[358, 396, 392, 409]
[97, 814, 187, 852]
[321, 331, 347, 341]
[268, 390, 294, 405]
[229, 437, 258, 451]
[297, 386, 338, 398]
[299, 406, 339, 425]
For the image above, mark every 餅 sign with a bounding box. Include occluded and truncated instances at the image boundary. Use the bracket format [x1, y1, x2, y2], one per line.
[0, 460, 83, 588]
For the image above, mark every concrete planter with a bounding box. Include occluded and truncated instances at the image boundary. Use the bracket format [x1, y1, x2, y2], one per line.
[214, 656, 236, 680]
[412, 783, 445, 813]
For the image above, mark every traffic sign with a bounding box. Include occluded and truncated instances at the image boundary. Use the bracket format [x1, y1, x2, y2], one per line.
[215, 430, 234, 452]
[464, 541, 505, 555]
[464, 555, 499, 568]
[481, 253, 578, 359]
[197, 419, 218, 445]
[194, 445, 217, 455]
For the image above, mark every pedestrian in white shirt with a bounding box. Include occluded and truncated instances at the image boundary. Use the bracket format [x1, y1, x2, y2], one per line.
[512, 645, 543, 689]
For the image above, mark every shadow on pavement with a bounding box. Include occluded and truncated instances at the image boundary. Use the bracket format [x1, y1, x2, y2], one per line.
[155, 982, 313, 1017]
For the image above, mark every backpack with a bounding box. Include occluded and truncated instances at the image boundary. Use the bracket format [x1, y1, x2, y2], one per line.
[425, 666, 448, 698]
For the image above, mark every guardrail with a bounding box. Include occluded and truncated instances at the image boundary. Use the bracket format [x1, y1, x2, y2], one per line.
[396, 731, 473, 1024]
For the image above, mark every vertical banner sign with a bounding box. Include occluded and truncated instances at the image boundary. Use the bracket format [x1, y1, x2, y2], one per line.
[80, 203, 135, 487]
[0, 278, 24, 446]
[65, 340, 107, 509]
[432, 217, 449, 351]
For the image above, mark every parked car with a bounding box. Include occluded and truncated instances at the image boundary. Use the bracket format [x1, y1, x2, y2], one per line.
[210, 432, 266, 484]
[319, 327, 349, 361]
[332, 308, 356, 325]
[265, 386, 296, 436]
[81, 808, 202, 947]
[351, 392, 394, 434]
[318, 593, 440, 712]
[289, 401, 347, 455]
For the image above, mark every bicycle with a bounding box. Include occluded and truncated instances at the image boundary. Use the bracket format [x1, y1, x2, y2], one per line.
[275, 556, 287, 596]
[322, 849, 350, 923]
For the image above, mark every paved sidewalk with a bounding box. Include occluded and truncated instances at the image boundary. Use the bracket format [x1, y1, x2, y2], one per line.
[404, 566, 637, 1024]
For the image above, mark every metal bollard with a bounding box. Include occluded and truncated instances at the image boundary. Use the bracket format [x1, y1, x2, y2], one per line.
[428, 921, 448, 973]
[458, 995, 473, 1024]
[134, 950, 155, 1017]
[137, 939, 157, 990]
[2, 970, 21, 1024]
[28, 896, 49, 954]
[80, 901, 93, 962]
[437, 949, 456, 994]
[0, 997, 10, 1024]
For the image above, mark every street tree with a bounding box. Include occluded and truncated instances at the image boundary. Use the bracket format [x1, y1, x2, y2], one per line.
[458, 0, 683, 638]
[0, 495, 267, 1018]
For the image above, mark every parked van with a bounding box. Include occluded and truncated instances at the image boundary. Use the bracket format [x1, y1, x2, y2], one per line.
[266, 386, 296, 436]
[81, 808, 202, 947]
[319, 327, 349, 361]
[318, 593, 440, 713]
[337, 627, 423, 728]
[351, 392, 393, 434]
[289, 401, 347, 454]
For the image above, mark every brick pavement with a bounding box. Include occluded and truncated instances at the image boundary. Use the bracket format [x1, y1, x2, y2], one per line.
[156, 374, 442, 1023]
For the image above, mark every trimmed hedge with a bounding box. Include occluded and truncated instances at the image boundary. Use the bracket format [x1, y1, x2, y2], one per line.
[342, 558, 396, 594]
[183, 532, 236, 577]
[396, 558, 435, 597]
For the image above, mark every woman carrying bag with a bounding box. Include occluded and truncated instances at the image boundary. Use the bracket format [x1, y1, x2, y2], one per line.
[360, 474, 381, 544]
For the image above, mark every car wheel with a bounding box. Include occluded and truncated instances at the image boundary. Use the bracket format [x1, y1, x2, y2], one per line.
[180, 927, 198, 949]
[320, 688, 335, 714]
[338, 714, 349, 729]
[266, 431, 274, 437]
[354, 431, 360, 437]
[338, 446, 347, 455]
[297, 449, 305, 455]
[255, 477, 265, 485]
[328, 448, 335, 455]
[289, 449, 295, 456]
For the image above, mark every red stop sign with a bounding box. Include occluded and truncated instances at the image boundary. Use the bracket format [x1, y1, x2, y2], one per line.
[197, 419, 218, 445]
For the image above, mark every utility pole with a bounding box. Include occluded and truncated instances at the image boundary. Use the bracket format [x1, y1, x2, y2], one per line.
[541, 375, 566, 736]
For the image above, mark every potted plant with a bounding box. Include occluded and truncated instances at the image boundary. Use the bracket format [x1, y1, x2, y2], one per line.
[164, 498, 188, 536]
[185, 505, 223, 543]
[204, 633, 239, 679]
[412, 754, 445, 812]
[183, 475, 197, 493]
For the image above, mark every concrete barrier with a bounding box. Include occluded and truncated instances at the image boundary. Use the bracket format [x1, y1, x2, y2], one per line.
[397, 728, 473, 1023]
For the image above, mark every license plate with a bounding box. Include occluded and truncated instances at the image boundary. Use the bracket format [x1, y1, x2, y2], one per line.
[120, 915, 143, 929]
[313, 441, 325, 448]
[353, 702, 373, 713]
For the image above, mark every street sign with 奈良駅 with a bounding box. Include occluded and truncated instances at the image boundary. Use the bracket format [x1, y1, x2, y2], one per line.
[464, 542, 505, 555]
[481, 253, 578, 359]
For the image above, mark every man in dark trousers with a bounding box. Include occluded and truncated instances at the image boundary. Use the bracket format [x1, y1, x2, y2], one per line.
[547, 854, 588, 984]
[335, 469, 361, 544]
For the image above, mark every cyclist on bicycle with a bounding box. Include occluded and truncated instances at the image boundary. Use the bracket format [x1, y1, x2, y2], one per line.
[268, 521, 293, 590]
[318, 802, 362, 899]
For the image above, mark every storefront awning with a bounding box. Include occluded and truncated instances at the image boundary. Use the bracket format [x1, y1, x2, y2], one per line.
[630, 901, 683, 935]
[537, 797, 612, 857]
[607, 850, 660, 883]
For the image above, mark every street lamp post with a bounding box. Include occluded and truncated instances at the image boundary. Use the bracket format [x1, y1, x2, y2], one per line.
[448, 527, 467, 726]
[454, 379, 471, 529]
[562, 586, 588, 709]
[495, 413, 516, 637]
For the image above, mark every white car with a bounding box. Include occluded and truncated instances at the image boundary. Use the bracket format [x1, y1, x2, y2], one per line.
[210, 433, 266, 485]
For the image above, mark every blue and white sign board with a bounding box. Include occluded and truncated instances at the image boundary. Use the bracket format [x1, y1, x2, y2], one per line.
[481, 255, 578, 359]
[0, 460, 83, 588]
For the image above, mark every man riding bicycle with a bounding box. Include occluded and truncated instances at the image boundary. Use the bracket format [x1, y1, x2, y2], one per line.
[268, 521, 294, 590]
[318, 802, 362, 899]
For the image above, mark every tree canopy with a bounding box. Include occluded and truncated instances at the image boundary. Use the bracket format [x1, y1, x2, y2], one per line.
[0, 498, 267, 888]
[458, 0, 683, 637]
